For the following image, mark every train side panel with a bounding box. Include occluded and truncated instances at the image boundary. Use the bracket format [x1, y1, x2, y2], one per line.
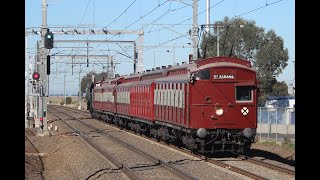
[101, 85, 115, 113]
[129, 82, 155, 122]
[154, 76, 189, 128]
[115, 85, 130, 116]
[93, 86, 103, 110]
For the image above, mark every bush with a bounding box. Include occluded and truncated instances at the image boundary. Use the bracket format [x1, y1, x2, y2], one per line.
[66, 97, 72, 104]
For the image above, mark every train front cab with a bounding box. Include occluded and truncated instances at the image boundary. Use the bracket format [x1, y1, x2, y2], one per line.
[188, 61, 258, 153]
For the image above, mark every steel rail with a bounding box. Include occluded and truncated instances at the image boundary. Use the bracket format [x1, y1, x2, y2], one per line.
[25, 130, 45, 180]
[238, 155, 295, 176]
[54, 106, 198, 180]
[49, 108, 142, 180]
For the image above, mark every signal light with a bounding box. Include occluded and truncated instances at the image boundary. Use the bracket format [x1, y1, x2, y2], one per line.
[32, 72, 40, 80]
[44, 31, 54, 49]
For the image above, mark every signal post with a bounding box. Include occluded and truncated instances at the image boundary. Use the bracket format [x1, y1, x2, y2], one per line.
[35, 0, 51, 136]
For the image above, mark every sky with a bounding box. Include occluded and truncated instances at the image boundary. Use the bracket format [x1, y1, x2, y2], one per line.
[25, 0, 295, 95]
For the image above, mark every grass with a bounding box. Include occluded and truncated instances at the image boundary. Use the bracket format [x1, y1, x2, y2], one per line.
[283, 141, 295, 150]
[258, 139, 295, 151]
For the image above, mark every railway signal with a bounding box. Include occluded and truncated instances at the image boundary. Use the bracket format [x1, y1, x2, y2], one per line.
[32, 72, 40, 80]
[44, 31, 54, 49]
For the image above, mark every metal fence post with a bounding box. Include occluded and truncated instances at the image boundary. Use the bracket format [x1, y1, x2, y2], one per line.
[259, 107, 261, 140]
[275, 107, 278, 143]
[285, 107, 289, 137]
[267, 109, 270, 141]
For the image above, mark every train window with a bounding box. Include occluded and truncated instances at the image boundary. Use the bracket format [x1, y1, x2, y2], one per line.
[195, 69, 210, 80]
[236, 86, 252, 102]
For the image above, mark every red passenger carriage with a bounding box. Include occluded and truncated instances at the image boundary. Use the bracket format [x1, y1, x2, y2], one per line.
[89, 56, 259, 154]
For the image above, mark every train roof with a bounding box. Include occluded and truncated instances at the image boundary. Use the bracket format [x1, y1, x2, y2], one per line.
[123, 73, 142, 79]
[154, 74, 189, 83]
[93, 57, 255, 89]
[195, 56, 252, 67]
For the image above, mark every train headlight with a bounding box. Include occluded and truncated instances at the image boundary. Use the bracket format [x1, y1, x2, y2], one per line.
[197, 128, 207, 138]
[215, 108, 223, 116]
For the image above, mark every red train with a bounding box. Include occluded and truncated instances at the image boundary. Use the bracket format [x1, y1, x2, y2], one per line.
[88, 56, 259, 154]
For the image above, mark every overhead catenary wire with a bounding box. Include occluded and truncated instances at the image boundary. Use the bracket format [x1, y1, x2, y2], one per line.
[33, 1, 286, 72]
[235, 0, 284, 18]
[76, 0, 92, 29]
[89, 0, 170, 53]
[138, 0, 226, 53]
[145, 0, 225, 35]
[146, 0, 286, 58]
[103, 0, 137, 29]
[201, 0, 286, 41]
[198, 0, 286, 58]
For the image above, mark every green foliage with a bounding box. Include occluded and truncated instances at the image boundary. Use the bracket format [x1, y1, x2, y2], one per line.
[271, 81, 289, 96]
[81, 71, 110, 94]
[258, 76, 277, 95]
[200, 17, 264, 62]
[66, 97, 72, 104]
[258, 93, 268, 107]
[200, 17, 289, 98]
[80, 71, 96, 94]
[259, 140, 278, 146]
[286, 143, 295, 150]
[258, 140, 295, 151]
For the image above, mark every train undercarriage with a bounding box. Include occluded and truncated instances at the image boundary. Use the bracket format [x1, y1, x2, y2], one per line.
[90, 109, 256, 154]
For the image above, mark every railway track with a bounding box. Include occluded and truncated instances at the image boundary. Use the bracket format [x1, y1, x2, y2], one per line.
[51, 106, 295, 179]
[25, 129, 45, 180]
[49, 106, 198, 180]
[238, 155, 295, 176]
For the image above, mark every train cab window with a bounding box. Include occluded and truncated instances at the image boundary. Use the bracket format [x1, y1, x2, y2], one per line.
[236, 86, 253, 102]
[195, 69, 210, 80]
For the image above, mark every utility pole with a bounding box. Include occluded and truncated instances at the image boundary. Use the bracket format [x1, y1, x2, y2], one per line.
[293, 60, 295, 95]
[215, 25, 225, 57]
[37, 0, 49, 135]
[154, 51, 156, 68]
[64, 73, 66, 106]
[206, 0, 210, 32]
[173, 43, 175, 65]
[192, 0, 198, 61]
[217, 26, 220, 57]
[25, 34, 29, 128]
[78, 69, 82, 110]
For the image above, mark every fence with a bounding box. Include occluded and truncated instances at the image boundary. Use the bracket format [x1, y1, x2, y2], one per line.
[257, 107, 295, 144]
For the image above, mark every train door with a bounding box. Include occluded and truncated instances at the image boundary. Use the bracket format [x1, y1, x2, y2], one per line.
[212, 82, 238, 127]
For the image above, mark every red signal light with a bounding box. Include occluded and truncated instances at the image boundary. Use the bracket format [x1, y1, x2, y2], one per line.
[32, 72, 40, 80]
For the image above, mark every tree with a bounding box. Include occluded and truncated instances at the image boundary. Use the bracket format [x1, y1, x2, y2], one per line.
[200, 17, 264, 62]
[200, 17, 289, 98]
[271, 81, 289, 96]
[81, 71, 112, 101]
[255, 30, 289, 95]
[81, 71, 96, 94]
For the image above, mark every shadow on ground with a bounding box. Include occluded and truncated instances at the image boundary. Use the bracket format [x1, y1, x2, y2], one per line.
[245, 148, 295, 167]
[205, 149, 295, 167]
